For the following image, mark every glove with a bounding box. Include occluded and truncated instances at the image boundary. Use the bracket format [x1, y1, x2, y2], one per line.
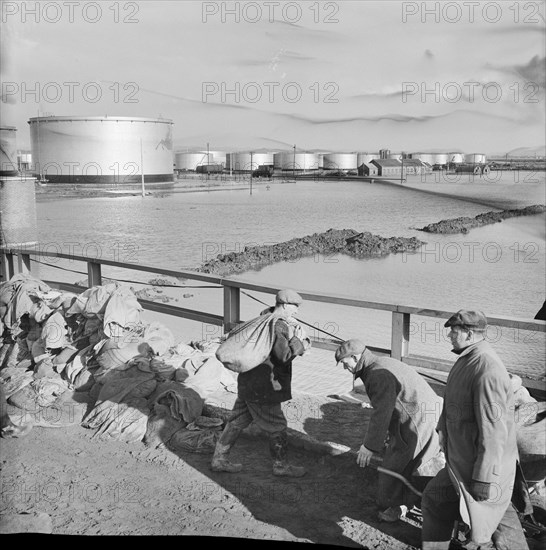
[470, 480, 492, 501]
[356, 445, 376, 468]
[294, 324, 306, 341]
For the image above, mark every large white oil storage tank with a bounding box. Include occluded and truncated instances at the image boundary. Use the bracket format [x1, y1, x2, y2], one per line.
[227, 152, 274, 171]
[357, 152, 380, 166]
[322, 153, 358, 171]
[273, 151, 319, 171]
[449, 152, 464, 164]
[432, 153, 449, 165]
[29, 116, 174, 184]
[175, 151, 209, 171]
[464, 153, 487, 164]
[1, 126, 19, 175]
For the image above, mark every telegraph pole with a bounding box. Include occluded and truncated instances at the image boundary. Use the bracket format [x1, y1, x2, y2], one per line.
[250, 151, 253, 195]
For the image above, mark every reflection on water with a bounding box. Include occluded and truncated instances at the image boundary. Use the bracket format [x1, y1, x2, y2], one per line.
[32, 175, 546, 378]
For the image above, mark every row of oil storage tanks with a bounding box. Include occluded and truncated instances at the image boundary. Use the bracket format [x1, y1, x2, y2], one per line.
[175, 150, 487, 173]
[1, 116, 488, 184]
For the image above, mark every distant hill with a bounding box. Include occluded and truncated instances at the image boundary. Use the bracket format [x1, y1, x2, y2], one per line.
[498, 145, 546, 158]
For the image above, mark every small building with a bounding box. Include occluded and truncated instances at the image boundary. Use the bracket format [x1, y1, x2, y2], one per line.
[359, 162, 378, 176]
[400, 158, 431, 175]
[371, 159, 402, 176]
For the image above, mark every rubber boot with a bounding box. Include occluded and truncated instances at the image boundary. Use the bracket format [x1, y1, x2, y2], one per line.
[270, 431, 306, 478]
[210, 422, 243, 473]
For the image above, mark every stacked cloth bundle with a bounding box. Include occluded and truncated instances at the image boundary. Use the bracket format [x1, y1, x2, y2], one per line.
[0, 275, 235, 448]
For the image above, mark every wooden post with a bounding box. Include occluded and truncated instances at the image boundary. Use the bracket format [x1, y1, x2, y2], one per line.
[87, 261, 102, 287]
[391, 311, 410, 360]
[1, 252, 15, 281]
[223, 285, 240, 334]
[18, 253, 31, 274]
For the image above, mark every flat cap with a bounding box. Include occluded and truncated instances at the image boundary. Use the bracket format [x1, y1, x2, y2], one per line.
[275, 289, 303, 306]
[444, 309, 488, 330]
[335, 338, 366, 363]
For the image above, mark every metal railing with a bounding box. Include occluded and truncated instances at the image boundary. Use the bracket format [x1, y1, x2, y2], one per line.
[2, 246, 545, 397]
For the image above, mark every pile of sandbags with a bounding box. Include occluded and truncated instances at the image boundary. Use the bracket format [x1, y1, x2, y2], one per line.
[0, 273, 236, 454]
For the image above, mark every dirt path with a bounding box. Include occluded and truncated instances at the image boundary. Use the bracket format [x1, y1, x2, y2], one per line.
[0, 406, 422, 548]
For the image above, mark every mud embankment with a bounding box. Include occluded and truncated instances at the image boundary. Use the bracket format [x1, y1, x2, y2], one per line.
[197, 228, 425, 276]
[418, 204, 546, 234]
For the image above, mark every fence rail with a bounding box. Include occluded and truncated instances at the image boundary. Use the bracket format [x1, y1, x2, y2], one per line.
[2, 246, 545, 398]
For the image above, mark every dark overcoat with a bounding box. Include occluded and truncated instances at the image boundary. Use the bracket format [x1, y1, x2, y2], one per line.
[356, 349, 445, 507]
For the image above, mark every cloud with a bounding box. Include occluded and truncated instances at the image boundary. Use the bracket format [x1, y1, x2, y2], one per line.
[284, 109, 524, 126]
[514, 55, 546, 87]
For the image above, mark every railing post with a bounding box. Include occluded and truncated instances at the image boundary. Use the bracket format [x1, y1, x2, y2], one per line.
[223, 285, 240, 334]
[1, 252, 15, 282]
[391, 311, 410, 360]
[87, 261, 102, 287]
[18, 253, 31, 274]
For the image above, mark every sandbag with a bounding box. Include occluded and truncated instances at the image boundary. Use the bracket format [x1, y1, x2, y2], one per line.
[142, 403, 186, 448]
[215, 312, 279, 373]
[167, 426, 221, 454]
[95, 340, 144, 373]
[84, 397, 149, 442]
[184, 356, 235, 398]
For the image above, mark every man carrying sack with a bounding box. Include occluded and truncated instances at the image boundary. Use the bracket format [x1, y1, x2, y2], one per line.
[211, 289, 311, 477]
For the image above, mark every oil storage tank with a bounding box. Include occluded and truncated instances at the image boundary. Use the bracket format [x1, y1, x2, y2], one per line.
[387, 152, 403, 161]
[175, 151, 209, 171]
[1, 126, 19, 176]
[208, 150, 227, 168]
[449, 152, 464, 164]
[226, 152, 274, 172]
[410, 153, 435, 165]
[28, 116, 174, 184]
[432, 153, 448, 166]
[323, 153, 358, 171]
[0, 126, 38, 249]
[357, 152, 380, 166]
[273, 151, 319, 171]
[464, 153, 487, 164]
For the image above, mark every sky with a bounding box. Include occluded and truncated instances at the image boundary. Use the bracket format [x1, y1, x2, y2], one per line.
[1, 0, 545, 156]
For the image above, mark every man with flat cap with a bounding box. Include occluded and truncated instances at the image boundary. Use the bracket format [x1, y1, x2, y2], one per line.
[334, 338, 444, 522]
[211, 289, 311, 477]
[421, 310, 529, 550]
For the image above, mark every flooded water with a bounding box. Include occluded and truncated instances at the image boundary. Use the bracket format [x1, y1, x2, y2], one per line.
[31, 170, 546, 379]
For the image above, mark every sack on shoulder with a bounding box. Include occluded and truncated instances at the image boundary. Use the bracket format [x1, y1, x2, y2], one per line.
[215, 312, 279, 373]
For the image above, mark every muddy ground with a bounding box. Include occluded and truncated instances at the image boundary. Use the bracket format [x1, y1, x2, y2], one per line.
[0, 388, 425, 548]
